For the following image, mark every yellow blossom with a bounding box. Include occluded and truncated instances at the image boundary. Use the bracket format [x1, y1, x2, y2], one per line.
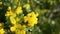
[24, 16, 28, 22]
[0, 23, 2, 27]
[10, 26, 16, 32]
[8, 6, 11, 10]
[0, 23, 3, 29]
[5, 10, 16, 17]
[10, 17, 20, 25]
[14, 24, 26, 30]
[5, 11, 11, 16]
[15, 17, 20, 22]
[0, 28, 5, 34]
[21, 25, 26, 30]
[10, 16, 17, 25]
[20, 30, 26, 34]
[15, 6, 22, 14]
[5, 6, 16, 17]
[15, 24, 26, 34]
[10, 23, 26, 34]
[15, 30, 26, 34]
[23, 4, 30, 10]
[14, 24, 21, 29]
[24, 12, 38, 27]
[10, 24, 26, 34]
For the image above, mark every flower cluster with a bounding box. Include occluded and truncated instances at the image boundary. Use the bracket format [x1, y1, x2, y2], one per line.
[24, 12, 38, 27]
[4, 2, 39, 34]
[5, 6, 26, 34]
[10, 24, 26, 34]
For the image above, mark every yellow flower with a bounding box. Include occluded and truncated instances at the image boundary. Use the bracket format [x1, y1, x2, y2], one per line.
[14, 24, 26, 30]
[15, 6, 22, 14]
[0, 2, 2, 5]
[10, 26, 16, 32]
[5, 10, 16, 17]
[5, 6, 16, 17]
[27, 17, 38, 27]
[0, 28, 5, 34]
[10, 17, 20, 25]
[10, 16, 17, 25]
[15, 30, 26, 34]
[15, 24, 26, 34]
[24, 16, 28, 22]
[28, 23, 34, 27]
[0, 23, 3, 29]
[0, 23, 3, 27]
[8, 6, 11, 10]
[14, 24, 21, 29]
[15, 17, 20, 22]
[15, 30, 21, 34]
[21, 25, 26, 30]
[23, 4, 30, 10]
[20, 30, 26, 34]
[5, 11, 11, 17]
[24, 12, 38, 27]
[10, 24, 26, 34]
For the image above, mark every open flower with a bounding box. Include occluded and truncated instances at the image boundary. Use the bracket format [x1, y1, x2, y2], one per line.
[24, 12, 38, 27]
[15, 6, 22, 14]
[10, 26, 16, 32]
